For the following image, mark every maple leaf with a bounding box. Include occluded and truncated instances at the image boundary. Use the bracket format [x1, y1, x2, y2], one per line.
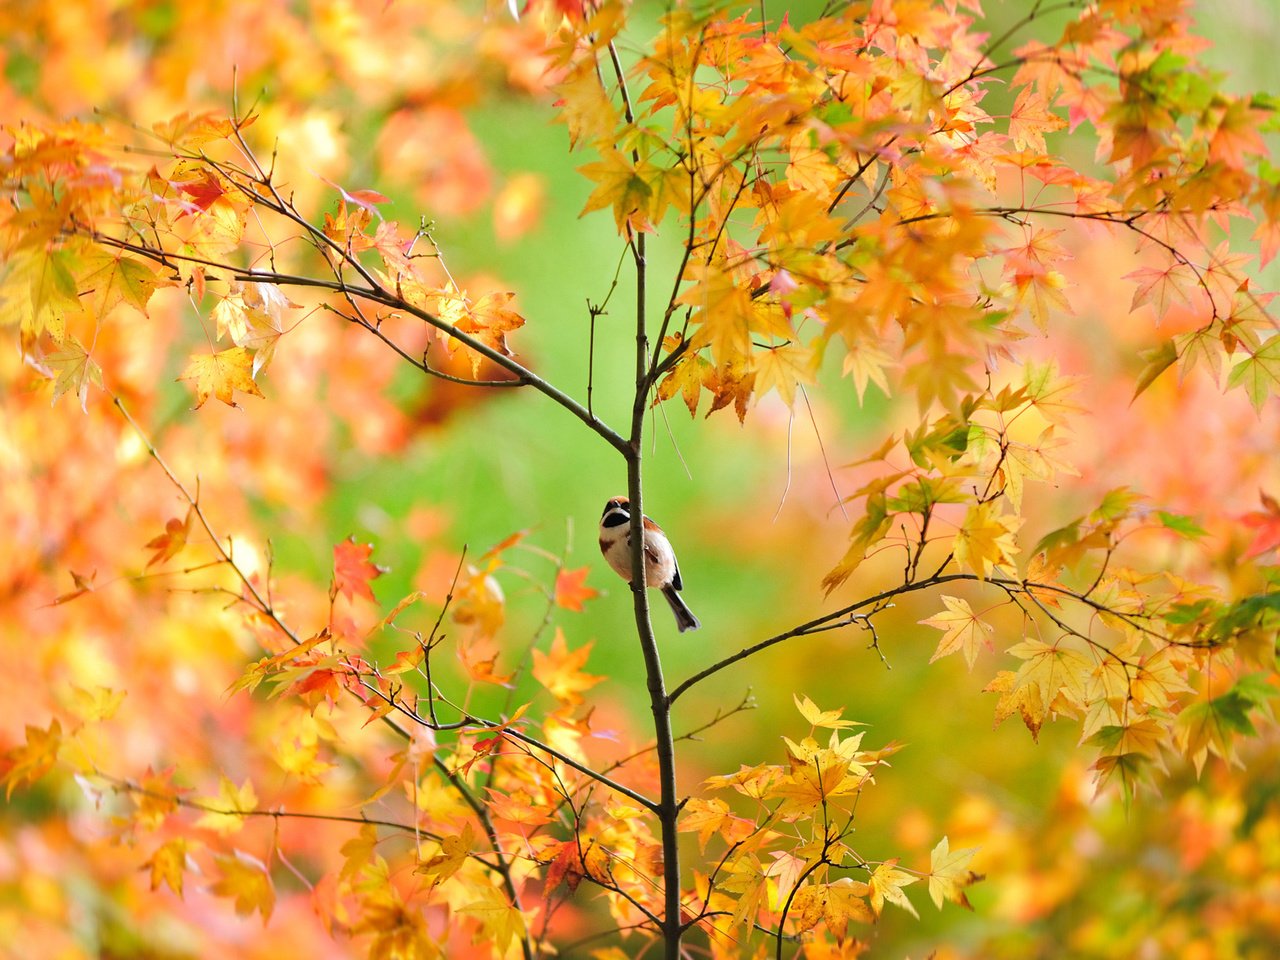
[753, 343, 817, 407]
[1227, 336, 1280, 412]
[175, 168, 232, 216]
[152, 111, 248, 149]
[339, 822, 382, 883]
[384, 644, 426, 676]
[1008, 87, 1067, 152]
[0, 248, 78, 341]
[1241, 491, 1280, 558]
[145, 509, 192, 568]
[532, 629, 603, 705]
[322, 177, 389, 216]
[679, 797, 754, 852]
[553, 59, 620, 150]
[65, 684, 126, 723]
[209, 850, 275, 922]
[1174, 677, 1273, 775]
[578, 148, 661, 234]
[927, 836, 981, 910]
[212, 280, 294, 374]
[485, 786, 556, 830]
[920, 596, 995, 670]
[543, 838, 610, 894]
[719, 854, 769, 929]
[44, 337, 103, 412]
[553, 566, 599, 611]
[841, 336, 895, 403]
[953, 502, 1022, 580]
[195, 776, 258, 835]
[418, 822, 476, 884]
[76, 250, 160, 317]
[868, 860, 919, 918]
[984, 638, 1091, 741]
[128, 766, 186, 830]
[454, 291, 525, 373]
[452, 563, 507, 640]
[1124, 261, 1197, 316]
[706, 356, 757, 423]
[657, 351, 714, 417]
[51, 568, 97, 606]
[145, 838, 191, 897]
[333, 537, 385, 604]
[821, 493, 892, 595]
[458, 884, 526, 954]
[2, 719, 62, 799]
[790, 877, 875, 935]
[178, 346, 265, 408]
[456, 633, 514, 687]
[794, 693, 863, 730]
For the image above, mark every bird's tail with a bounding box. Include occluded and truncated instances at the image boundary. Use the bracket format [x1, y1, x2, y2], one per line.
[662, 585, 700, 632]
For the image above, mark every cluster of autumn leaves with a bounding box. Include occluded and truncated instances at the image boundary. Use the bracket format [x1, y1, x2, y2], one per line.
[3, 0, 1280, 958]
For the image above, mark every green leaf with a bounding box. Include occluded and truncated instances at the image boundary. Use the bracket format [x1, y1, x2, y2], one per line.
[1091, 487, 1142, 523]
[1226, 337, 1280, 412]
[886, 476, 967, 515]
[1213, 592, 1280, 640]
[1031, 519, 1083, 557]
[1163, 598, 1216, 626]
[1155, 510, 1207, 538]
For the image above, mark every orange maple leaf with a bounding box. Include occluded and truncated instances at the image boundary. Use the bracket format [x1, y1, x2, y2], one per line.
[145, 510, 193, 568]
[532, 629, 603, 705]
[553, 566, 599, 612]
[332, 537, 384, 604]
[1241, 491, 1280, 558]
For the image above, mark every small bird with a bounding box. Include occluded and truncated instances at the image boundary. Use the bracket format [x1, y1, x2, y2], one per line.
[598, 496, 700, 632]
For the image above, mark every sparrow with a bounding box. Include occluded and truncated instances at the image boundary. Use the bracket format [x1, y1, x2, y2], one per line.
[598, 496, 700, 632]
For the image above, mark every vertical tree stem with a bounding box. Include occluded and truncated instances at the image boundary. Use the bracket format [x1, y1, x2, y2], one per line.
[625, 230, 682, 958]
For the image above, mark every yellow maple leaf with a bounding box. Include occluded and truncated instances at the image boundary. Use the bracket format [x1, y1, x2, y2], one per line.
[953, 501, 1022, 580]
[578, 148, 659, 234]
[718, 854, 769, 929]
[458, 883, 526, 954]
[76, 249, 160, 317]
[178, 346, 265, 408]
[553, 59, 620, 150]
[790, 877, 875, 936]
[868, 859, 919, 918]
[678, 797, 752, 852]
[920, 596, 995, 670]
[2, 719, 62, 798]
[794, 693, 863, 730]
[44, 336, 103, 412]
[418, 822, 476, 884]
[753, 342, 817, 407]
[841, 336, 894, 403]
[145, 838, 191, 896]
[195, 776, 258, 835]
[65, 684, 126, 723]
[985, 638, 1091, 740]
[927, 836, 980, 910]
[210, 851, 275, 921]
